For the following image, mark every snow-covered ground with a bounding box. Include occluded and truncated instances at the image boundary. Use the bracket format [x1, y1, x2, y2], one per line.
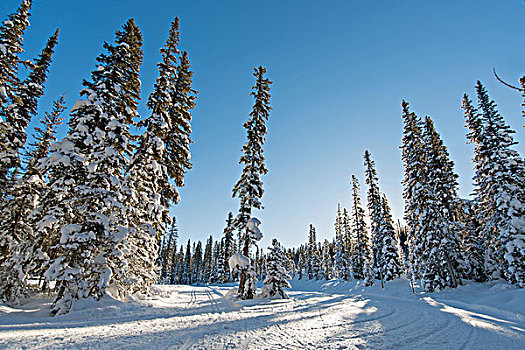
[0, 279, 524, 349]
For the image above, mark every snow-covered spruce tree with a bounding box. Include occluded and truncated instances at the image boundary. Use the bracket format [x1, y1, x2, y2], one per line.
[159, 218, 178, 282]
[125, 18, 195, 296]
[262, 239, 291, 299]
[321, 239, 333, 279]
[376, 194, 403, 282]
[175, 244, 184, 284]
[202, 235, 214, 283]
[0, 0, 32, 197]
[296, 247, 306, 279]
[363, 150, 383, 281]
[232, 66, 272, 299]
[350, 175, 371, 280]
[0, 96, 64, 304]
[364, 261, 374, 287]
[342, 208, 353, 274]
[0, 27, 60, 300]
[307, 224, 321, 279]
[181, 239, 192, 284]
[39, 20, 143, 315]
[400, 100, 427, 281]
[461, 93, 491, 277]
[417, 115, 463, 291]
[215, 239, 226, 283]
[462, 83, 525, 287]
[221, 212, 235, 282]
[333, 203, 350, 280]
[453, 198, 485, 281]
[285, 249, 296, 278]
[193, 241, 203, 284]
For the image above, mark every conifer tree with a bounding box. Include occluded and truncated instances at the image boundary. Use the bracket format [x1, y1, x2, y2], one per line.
[297, 248, 306, 279]
[400, 100, 426, 281]
[333, 203, 350, 279]
[193, 241, 203, 284]
[350, 175, 371, 280]
[182, 239, 192, 284]
[462, 83, 525, 287]
[176, 244, 184, 284]
[342, 207, 353, 273]
[321, 239, 333, 279]
[39, 20, 143, 315]
[232, 67, 271, 299]
[215, 239, 225, 283]
[418, 115, 463, 290]
[376, 194, 403, 282]
[454, 198, 485, 281]
[125, 18, 196, 296]
[364, 150, 383, 280]
[0, 28, 60, 299]
[0, 0, 32, 196]
[262, 239, 291, 299]
[221, 212, 235, 282]
[160, 217, 178, 282]
[0, 96, 65, 304]
[15, 28, 59, 145]
[307, 224, 321, 279]
[202, 235, 214, 283]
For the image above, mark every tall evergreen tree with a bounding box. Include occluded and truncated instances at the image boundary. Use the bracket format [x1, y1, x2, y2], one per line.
[321, 239, 333, 280]
[0, 0, 32, 197]
[182, 239, 192, 284]
[232, 66, 272, 299]
[193, 241, 203, 284]
[454, 198, 485, 281]
[376, 194, 403, 282]
[350, 175, 371, 280]
[0, 96, 65, 304]
[202, 235, 214, 283]
[307, 224, 321, 279]
[364, 150, 383, 280]
[126, 18, 196, 297]
[462, 83, 525, 287]
[159, 217, 178, 282]
[333, 203, 349, 280]
[221, 212, 235, 282]
[418, 115, 463, 291]
[39, 19, 143, 315]
[400, 100, 426, 281]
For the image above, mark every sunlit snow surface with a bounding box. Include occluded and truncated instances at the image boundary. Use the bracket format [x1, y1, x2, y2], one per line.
[0, 279, 524, 349]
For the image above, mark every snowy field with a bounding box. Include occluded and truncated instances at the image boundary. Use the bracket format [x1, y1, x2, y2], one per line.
[0, 279, 524, 349]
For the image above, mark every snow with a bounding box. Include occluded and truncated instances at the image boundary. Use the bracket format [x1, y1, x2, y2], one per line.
[247, 217, 263, 241]
[229, 252, 250, 273]
[71, 99, 90, 112]
[1, 279, 524, 349]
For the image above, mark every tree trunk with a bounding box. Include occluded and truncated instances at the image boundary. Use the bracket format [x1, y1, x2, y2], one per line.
[444, 251, 458, 288]
[237, 227, 251, 298]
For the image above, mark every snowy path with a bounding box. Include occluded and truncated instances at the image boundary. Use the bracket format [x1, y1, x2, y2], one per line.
[0, 280, 524, 349]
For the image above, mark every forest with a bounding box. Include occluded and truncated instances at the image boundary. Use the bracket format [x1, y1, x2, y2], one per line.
[0, 0, 524, 320]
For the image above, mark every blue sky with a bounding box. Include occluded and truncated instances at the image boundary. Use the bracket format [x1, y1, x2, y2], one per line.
[4, 0, 525, 249]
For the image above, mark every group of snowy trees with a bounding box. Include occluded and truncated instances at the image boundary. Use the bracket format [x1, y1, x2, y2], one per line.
[157, 215, 267, 286]
[0, 1, 196, 314]
[401, 81, 525, 290]
[157, 65, 278, 300]
[285, 152, 402, 287]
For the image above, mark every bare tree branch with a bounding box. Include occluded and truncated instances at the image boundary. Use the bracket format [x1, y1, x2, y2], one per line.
[493, 68, 524, 91]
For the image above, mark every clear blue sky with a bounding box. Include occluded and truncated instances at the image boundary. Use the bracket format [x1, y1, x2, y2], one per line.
[4, 0, 525, 249]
